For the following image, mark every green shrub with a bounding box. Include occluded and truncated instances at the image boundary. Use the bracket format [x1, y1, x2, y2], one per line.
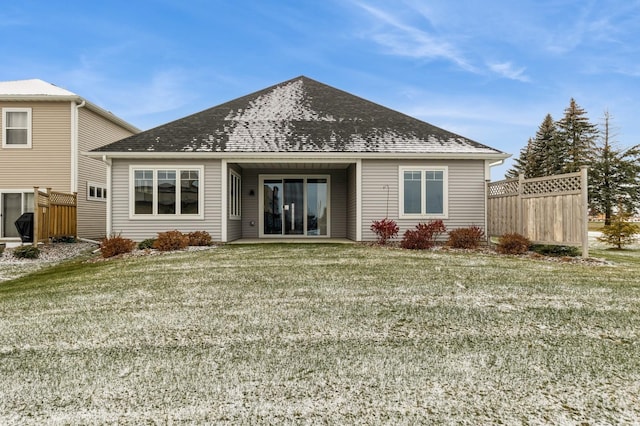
[496, 233, 531, 255]
[187, 231, 213, 246]
[447, 226, 485, 249]
[597, 210, 639, 249]
[138, 238, 157, 250]
[370, 218, 399, 245]
[52, 236, 76, 243]
[100, 234, 136, 258]
[530, 244, 580, 257]
[401, 220, 447, 250]
[153, 230, 189, 252]
[13, 245, 40, 259]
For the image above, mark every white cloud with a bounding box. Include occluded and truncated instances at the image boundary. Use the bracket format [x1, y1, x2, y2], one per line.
[354, 2, 477, 72]
[487, 62, 530, 82]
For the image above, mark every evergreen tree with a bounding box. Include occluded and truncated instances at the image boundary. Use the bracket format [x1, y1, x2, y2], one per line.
[505, 138, 533, 179]
[556, 98, 598, 173]
[589, 111, 640, 223]
[505, 114, 559, 179]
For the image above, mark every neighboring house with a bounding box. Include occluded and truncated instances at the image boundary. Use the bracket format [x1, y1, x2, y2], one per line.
[0, 79, 139, 241]
[88, 76, 509, 242]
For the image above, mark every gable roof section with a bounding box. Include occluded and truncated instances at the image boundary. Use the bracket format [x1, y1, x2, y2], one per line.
[93, 76, 505, 157]
[0, 78, 140, 134]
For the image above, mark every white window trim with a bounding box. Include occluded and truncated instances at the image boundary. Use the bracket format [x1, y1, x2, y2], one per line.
[129, 165, 204, 220]
[229, 169, 241, 220]
[2, 108, 32, 148]
[87, 181, 108, 202]
[398, 166, 449, 219]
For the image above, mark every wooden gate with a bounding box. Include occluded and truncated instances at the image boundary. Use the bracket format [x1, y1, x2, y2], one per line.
[487, 167, 588, 257]
[33, 187, 77, 245]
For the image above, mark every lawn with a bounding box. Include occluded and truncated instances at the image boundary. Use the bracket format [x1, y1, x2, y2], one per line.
[0, 244, 639, 424]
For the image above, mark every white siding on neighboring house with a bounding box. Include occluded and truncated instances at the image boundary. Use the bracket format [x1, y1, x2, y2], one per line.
[110, 159, 222, 241]
[347, 163, 357, 241]
[77, 107, 135, 239]
[360, 159, 486, 241]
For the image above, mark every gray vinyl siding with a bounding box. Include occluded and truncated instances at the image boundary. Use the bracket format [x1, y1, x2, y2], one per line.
[227, 163, 243, 241]
[240, 168, 348, 239]
[77, 107, 135, 239]
[110, 159, 222, 241]
[360, 159, 486, 241]
[346, 164, 357, 241]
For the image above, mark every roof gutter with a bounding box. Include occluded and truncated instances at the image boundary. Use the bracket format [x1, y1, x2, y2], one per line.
[83, 151, 511, 161]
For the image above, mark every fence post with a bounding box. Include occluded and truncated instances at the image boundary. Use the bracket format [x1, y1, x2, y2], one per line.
[580, 166, 589, 258]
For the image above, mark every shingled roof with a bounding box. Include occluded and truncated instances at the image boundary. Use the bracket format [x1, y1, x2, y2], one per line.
[93, 76, 504, 155]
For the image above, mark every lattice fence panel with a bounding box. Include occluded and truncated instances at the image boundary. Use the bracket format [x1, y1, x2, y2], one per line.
[522, 174, 581, 196]
[488, 179, 519, 197]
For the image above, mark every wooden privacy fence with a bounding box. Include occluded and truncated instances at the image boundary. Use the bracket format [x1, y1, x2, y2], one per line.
[487, 166, 589, 257]
[33, 187, 77, 245]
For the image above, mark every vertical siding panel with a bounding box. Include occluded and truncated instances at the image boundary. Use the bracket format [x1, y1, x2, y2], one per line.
[347, 164, 357, 240]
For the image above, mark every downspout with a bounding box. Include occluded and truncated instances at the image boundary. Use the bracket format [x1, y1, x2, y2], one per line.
[71, 99, 86, 192]
[101, 155, 113, 237]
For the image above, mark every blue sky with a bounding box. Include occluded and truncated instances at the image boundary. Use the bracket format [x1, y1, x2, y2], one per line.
[2, 0, 639, 179]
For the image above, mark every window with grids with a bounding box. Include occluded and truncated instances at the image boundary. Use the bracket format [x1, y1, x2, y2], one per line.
[399, 166, 448, 218]
[229, 170, 241, 219]
[2, 108, 32, 148]
[87, 182, 108, 202]
[131, 167, 202, 217]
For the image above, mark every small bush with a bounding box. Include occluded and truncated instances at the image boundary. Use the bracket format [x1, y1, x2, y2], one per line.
[370, 218, 399, 245]
[13, 245, 40, 259]
[597, 210, 639, 249]
[153, 230, 189, 252]
[100, 234, 136, 258]
[401, 220, 447, 250]
[52, 236, 76, 243]
[447, 226, 485, 249]
[0, 244, 5, 257]
[187, 231, 213, 246]
[530, 244, 580, 257]
[496, 233, 531, 255]
[138, 238, 156, 250]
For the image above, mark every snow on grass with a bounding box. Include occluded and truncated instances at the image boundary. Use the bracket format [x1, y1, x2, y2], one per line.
[0, 244, 639, 424]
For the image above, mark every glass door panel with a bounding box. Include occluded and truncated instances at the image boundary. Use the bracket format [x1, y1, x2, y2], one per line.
[307, 179, 327, 236]
[284, 179, 304, 235]
[2, 193, 22, 238]
[263, 180, 283, 235]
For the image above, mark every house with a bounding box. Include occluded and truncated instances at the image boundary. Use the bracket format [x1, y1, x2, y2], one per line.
[0, 79, 139, 241]
[88, 76, 509, 242]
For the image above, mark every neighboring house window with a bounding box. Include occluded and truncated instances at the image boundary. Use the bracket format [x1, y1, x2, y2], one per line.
[229, 170, 241, 219]
[87, 182, 107, 202]
[399, 166, 448, 218]
[131, 166, 203, 218]
[2, 108, 32, 148]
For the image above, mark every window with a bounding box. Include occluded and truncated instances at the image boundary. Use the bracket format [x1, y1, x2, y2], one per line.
[399, 166, 448, 218]
[2, 108, 32, 148]
[229, 170, 241, 219]
[130, 166, 203, 218]
[87, 182, 108, 202]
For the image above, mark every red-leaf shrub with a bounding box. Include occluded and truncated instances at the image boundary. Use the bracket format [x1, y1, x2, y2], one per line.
[401, 220, 447, 250]
[447, 226, 485, 249]
[187, 231, 213, 246]
[496, 233, 531, 255]
[370, 218, 399, 245]
[153, 230, 189, 252]
[100, 234, 136, 258]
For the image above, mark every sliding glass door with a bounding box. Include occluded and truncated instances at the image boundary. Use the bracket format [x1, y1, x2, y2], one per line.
[1, 192, 34, 238]
[261, 176, 329, 237]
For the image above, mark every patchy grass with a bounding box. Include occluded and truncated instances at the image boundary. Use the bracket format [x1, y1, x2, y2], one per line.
[0, 244, 639, 424]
